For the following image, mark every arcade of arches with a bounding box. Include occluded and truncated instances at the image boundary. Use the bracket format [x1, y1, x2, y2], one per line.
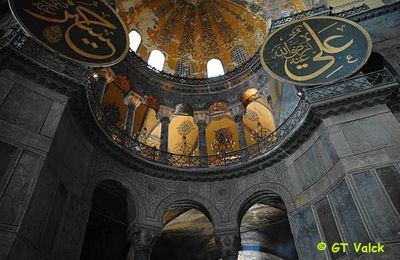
[0, 1, 400, 260]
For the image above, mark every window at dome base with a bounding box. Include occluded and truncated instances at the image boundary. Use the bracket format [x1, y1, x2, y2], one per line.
[128, 30, 141, 53]
[207, 59, 225, 78]
[148, 50, 165, 71]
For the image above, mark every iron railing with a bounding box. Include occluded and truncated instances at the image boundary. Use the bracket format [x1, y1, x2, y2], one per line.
[1, 17, 399, 169]
[0, 29, 91, 84]
[86, 66, 398, 168]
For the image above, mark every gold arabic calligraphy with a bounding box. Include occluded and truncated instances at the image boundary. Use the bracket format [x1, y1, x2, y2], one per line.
[24, 0, 118, 60]
[270, 20, 357, 81]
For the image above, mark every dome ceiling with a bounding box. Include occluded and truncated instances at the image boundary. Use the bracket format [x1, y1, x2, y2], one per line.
[116, 0, 311, 78]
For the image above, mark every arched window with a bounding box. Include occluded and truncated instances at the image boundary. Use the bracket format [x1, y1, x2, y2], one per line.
[176, 60, 192, 77]
[128, 30, 141, 53]
[148, 50, 165, 71]
[207, 59, 224, 78]
[231, 47, 247, 65]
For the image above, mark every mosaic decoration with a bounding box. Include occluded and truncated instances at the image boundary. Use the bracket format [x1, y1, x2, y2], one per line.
[211, 128, 235, 154]
[177, 119, 195, 137]
[209, 102, 229, 115]
[215, 1, 255, 33]
[157, 4, 185, 51]
[208, 2, 238, 44]
[245, 110, 259, 122]
[178, 4, 196, 56]
[155, 1, 175, 17]
[174, 119, 195, 155]
[117, 0, 270, 77]
[199, 2, 220, 56]
[9, 0, 129, 66]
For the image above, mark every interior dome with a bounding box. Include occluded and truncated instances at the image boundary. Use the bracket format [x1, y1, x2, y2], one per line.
[116, 0, 275, 78]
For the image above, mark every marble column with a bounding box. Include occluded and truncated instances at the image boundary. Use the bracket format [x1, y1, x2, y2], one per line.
[94, 76, 107, 103]
[215, 231, 241, 260]
[234, 114, 248, 158]
[196, 120, 208, 165]
[128, 227, 160, 260]
[159, 117, 170, 153]
[124, 104, 135, 134]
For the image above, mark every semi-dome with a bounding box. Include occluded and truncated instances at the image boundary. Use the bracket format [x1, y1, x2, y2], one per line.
[115, 0, 310, 78]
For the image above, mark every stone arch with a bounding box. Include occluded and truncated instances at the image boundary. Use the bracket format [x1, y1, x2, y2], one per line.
[153, 192, 222, 227]
[231, 182, 295, 228]
[83, 171, 143, 223]
[232, 182, 298, 259]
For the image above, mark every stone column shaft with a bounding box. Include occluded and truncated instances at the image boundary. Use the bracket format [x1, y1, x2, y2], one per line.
[197, 120, 208, 164]
[215, 231, 241, 260]
[160, 117, 170, 153]
[95, 77, 107, 103]
[234, 115, 248, 158]
[124, 104, 135, 134]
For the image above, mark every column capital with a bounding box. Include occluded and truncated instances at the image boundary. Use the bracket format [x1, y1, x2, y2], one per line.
[128, 226, 161, 253]
[124, 91, 142, 107]
[194, 111, 209, 126]
[157, 105, 173, 122]
[99, 67, 116, 84]
[230, 103, 245, 117]
[215, 230, 241, 259]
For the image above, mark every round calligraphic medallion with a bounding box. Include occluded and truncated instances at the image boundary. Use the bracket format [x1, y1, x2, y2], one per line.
[8, 0, 129, 67]
[261, 16, 372, 86]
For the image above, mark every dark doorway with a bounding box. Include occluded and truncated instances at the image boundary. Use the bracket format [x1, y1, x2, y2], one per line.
[80, 180, 130, 260]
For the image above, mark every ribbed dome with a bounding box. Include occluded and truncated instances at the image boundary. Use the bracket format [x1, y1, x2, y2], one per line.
[116, 0, 273, 78]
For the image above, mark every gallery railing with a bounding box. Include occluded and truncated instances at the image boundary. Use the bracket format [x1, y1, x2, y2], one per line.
[0, 29, 91, 84]
[1, 19, 399, 169]
[87, 67, 398, 169]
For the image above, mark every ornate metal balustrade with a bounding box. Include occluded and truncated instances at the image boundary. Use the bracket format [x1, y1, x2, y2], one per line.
[87, 65, 398, 169]
[305, 69, 397, 103]
[1, 13, 399, 170]
[0, 29, 91, 85]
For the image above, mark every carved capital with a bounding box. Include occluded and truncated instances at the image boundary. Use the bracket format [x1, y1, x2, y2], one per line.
[215, 231, 241, 258]
[124, 91, 142, 107]
[128, 226, 161, 253]
[194, 111, 209, 126]
[230, 103, 245, 118]
[157, 105, 173, 122]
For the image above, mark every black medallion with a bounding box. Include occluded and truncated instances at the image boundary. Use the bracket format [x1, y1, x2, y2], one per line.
[9, 0, 129, 67]
[261, 16, 372, 86]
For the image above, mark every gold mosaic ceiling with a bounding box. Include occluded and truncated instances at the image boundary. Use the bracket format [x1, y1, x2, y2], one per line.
[116, 0, 309, 77]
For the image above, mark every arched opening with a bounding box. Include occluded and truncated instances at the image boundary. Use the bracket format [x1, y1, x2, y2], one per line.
[129, 30, 141, 53]
[207, 59, 225, 78]
[151, 201, 218, 260]
[239, 193, 298, 260]
[80, 180, 130, 260]
[148, 50, 165, 71]
[361, 52, 385, 74]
